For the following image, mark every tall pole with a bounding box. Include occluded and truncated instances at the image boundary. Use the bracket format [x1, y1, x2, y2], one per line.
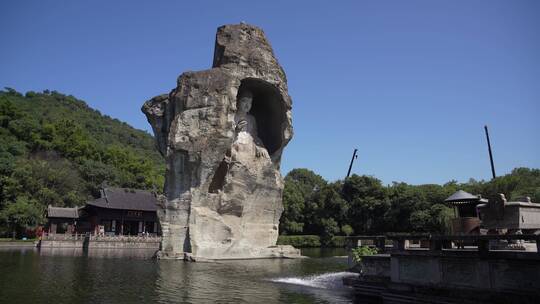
[346, 148, 358, 179]
[484, 125, 496, 180]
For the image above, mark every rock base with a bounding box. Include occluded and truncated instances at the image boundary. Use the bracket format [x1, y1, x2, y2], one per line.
[156, 245, 303, 261]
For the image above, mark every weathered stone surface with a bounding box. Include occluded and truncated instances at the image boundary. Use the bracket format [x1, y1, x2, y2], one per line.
[142, 23, 299, 260]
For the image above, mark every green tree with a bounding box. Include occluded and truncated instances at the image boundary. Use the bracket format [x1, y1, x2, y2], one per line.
[3, 158, 87, 208]
[312, 182, 349, 228]
[0, 98, 22, 128]
[0, 197, 43, 238]
[51, 119, 96, 159]
[384, 182, 426, 232]
[280, 180, 305, 234]
[343, 175, 388, 234]
[341, 224, 354, 236]
[319, 217, 339, 245]
[281, 169, 327, 235]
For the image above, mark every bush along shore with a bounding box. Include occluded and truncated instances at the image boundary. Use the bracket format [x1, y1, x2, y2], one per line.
[277, 235, 347, 248]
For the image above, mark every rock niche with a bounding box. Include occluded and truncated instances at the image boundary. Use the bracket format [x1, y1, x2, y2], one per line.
[142, 23, 300, 260]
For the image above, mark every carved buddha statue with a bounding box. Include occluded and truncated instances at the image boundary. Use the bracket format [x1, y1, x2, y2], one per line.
[234, 90, 269, 159]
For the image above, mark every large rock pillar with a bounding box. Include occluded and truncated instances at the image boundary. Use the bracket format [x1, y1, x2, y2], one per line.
[142, 23, 298, 260]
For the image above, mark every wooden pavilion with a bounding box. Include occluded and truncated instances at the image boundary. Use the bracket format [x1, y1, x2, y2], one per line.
[45, 187, 160, 236]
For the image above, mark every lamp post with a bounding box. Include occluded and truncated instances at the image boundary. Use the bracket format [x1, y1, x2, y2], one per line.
[346, 148, 358, 179]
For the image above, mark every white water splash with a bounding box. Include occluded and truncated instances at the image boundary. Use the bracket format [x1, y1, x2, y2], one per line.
[270, 272, 357, 289]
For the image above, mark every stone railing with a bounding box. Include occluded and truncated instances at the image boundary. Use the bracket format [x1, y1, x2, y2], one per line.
[346, 234, 540, 256]
[89, 234, 161, 243]
[41, 233, 86, 241]
[345, 235, 388, 252]
[42, 233, 161, 242]
[390, 234, 540, 256]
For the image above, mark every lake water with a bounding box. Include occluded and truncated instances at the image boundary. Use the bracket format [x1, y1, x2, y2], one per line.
[0, 247, 361, 304]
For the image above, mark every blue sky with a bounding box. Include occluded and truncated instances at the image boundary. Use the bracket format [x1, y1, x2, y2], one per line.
[1, 1, 538, 185]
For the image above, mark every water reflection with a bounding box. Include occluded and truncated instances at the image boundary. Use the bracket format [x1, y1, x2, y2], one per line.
[37, 247, 158, 259]
[157, 259, 286, 303]
[87, 248, 158, 259]
[39, 247, 84, 257]
[301, 247, 348, 258]
[0, 248, 356, 304]
[156, 259, 354, 304]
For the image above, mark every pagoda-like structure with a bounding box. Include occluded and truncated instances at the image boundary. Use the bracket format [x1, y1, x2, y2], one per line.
[445, 190, 486, 234]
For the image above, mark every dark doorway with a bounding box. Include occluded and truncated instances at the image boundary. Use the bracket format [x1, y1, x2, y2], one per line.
[145, 221, 155, 234]
[124, 221, 139, 235]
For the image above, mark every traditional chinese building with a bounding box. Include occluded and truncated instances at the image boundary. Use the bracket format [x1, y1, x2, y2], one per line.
[46, 187, 160, 236]
[46, 206, 80, 234]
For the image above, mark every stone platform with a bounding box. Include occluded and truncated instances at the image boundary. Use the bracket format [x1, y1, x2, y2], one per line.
[345, 234, 540, 303]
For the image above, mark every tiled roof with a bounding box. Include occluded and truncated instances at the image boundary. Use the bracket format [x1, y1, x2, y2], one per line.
[47, 206, 79, 219]
[86, 187, 158, 211]
[444, 190, 480, 204]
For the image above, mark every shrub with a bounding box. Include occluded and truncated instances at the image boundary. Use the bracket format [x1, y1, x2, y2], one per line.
[277, 235, 350, 247]
[329, 236, 347, 247]
[277, 235, 321, 247]
[341, 224, 354, 236]
[351, 245, 378, 263]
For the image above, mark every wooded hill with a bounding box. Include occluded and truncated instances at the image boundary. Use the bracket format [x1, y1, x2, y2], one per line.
[0, 88, 164, 236]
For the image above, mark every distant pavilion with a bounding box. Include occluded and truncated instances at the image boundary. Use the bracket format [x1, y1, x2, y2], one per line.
[46, 187, 160, 236]
[47, 206, 80, 234]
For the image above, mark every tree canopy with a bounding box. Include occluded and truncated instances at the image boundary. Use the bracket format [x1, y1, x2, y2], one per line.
[0, 88, 164, 236]
[280, 167, 540, 243]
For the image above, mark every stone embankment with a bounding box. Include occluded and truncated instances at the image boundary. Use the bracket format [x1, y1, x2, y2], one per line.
[39, 234, 161, 250]
[0, 241, 37, 248]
